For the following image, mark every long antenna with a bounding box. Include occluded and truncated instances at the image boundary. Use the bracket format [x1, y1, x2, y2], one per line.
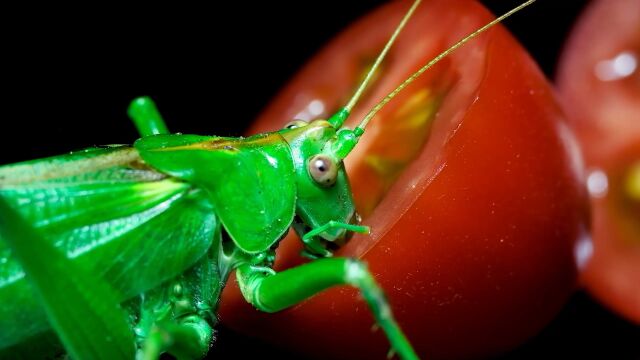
[328, 0, 422, 129]
[355, 0, 536, 133]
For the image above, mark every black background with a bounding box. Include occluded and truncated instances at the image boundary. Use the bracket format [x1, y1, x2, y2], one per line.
[1, 0, 639, 358]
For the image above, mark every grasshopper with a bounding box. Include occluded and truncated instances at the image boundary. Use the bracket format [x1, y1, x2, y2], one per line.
[0, 1, 534, 358]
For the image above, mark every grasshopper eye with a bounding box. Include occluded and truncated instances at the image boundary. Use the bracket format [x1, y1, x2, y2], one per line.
[308, 154, 338, 187]
[284, 120, 308, 129]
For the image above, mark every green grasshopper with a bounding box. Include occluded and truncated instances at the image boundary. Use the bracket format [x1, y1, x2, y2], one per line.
[0, 1, 534, 359]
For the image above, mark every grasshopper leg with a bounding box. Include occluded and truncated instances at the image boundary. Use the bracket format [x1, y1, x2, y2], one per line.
[127, 96, 170, 137]
[236, 258, 419, 360]
[0, 197, 135, 359]
[140, 315, 213, 360]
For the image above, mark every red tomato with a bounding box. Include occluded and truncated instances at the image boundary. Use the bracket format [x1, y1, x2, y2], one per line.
[557, 0, 640, 323]
[220, 0, 588, 358]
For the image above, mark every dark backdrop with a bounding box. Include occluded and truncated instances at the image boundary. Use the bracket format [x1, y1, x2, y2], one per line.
[1, 1, 638, 358]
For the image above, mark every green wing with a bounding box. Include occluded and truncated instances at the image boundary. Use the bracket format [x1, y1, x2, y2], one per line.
[0, 146, 216, 348]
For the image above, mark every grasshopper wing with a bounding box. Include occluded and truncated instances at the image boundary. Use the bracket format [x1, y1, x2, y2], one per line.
[0, 146, 216, 347]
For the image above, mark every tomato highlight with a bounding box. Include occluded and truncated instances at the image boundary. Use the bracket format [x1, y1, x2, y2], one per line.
[557, 0, 640, 324]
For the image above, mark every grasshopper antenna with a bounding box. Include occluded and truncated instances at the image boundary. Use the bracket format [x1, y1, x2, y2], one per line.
[328, 0, 422, 129]
[330, 0, 536, 160]
[356, 0, 535, 133]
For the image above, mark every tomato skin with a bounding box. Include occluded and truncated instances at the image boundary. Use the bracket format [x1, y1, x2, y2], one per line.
[220, 0, 588, 358]
[557, 0, 640, 324]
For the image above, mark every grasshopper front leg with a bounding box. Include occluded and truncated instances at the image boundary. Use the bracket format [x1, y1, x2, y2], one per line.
[137, 222, 224, 360]
[236, 258, 418, 360]
[140, 316, 212, 360]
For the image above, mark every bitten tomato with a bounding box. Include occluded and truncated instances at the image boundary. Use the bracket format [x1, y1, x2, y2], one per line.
[220, 0, 588, 358]
[557, 0, 640, 323]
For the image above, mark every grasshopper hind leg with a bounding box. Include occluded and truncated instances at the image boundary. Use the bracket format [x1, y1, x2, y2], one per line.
[127, 96, 170, 137]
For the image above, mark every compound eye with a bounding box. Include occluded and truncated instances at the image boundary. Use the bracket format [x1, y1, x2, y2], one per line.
[308, 154, 338, 187]
[284, 119, 308, 130]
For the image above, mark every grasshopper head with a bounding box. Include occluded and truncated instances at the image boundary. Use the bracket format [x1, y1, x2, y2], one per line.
[280, 119, 363, 257]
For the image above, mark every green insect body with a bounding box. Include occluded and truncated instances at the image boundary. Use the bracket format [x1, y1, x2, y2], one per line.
[0, 96, 411, 359]
[0, 1, 535, 358]
[0, 144, 220, 356]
